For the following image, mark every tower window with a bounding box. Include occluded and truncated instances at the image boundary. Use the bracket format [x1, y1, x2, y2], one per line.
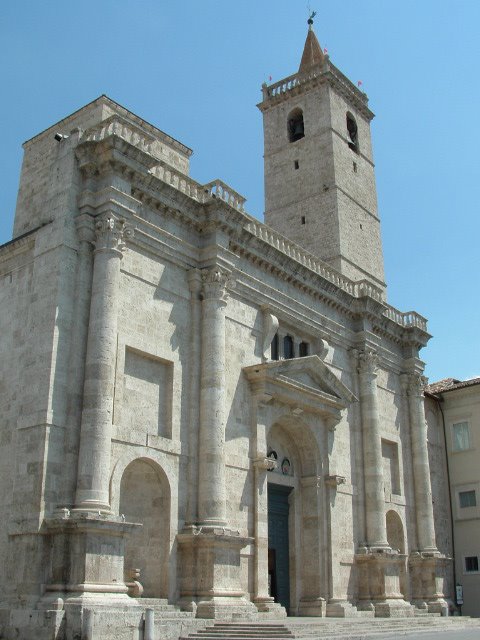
[283, 335, 294, 359]
[353, 161, 357, 173]
[288, 108, 305, 142]
[346, 112, 359, 153]
[294, 160, 299, 170]
[301, 216, 306, 225]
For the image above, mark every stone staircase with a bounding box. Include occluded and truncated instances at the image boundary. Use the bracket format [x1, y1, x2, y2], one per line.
[178, 616, 480, 640]
[284, 615, 480, 639]
[179, 622, 295, 640]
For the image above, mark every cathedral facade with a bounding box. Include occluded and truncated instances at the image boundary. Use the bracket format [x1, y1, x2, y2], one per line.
[0, 24, 453, 639]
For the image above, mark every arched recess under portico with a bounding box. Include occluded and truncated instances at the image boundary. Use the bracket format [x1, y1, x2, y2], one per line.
[386, 509, 408, 599]
[119, 458, 171, 598]
[266, 416, 327, 616]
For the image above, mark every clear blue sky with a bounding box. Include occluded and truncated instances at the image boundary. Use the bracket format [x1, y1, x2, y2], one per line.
[1, 1, 479, 382]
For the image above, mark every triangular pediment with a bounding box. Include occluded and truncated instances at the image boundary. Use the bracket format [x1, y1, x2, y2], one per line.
[244, 355, 356, 417]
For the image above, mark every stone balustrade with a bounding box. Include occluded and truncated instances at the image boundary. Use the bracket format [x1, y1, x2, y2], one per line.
[203, 179, 246, 211]
[81, 114, 155, 155]
[384, 306, 428, 332]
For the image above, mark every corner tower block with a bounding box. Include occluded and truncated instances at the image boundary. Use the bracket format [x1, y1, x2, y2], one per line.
[259, 23, 386, 296]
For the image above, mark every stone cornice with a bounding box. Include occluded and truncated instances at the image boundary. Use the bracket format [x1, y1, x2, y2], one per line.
[71, 119, 429, 349]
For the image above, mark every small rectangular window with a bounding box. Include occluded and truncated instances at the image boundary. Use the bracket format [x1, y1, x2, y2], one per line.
[294, 160, 299, 170]
[452, 421, 471, 451]
[283, 335, 294, 359]
[353, 161, 357, 173]
[465, 556, 479, 572]
[459, 490, 477, 508]
[299, 342, 309, 357]
[301, 216, 306, 225]
[271, 334, 279, 361]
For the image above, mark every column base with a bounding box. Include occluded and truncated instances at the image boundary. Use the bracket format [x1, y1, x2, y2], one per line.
[253, 597, 287, 618]
[355, 548, 413, 618]
[42, 510, 141, 608]
[374, 599, 414, 617]
[177, 526, 257, 620]
[298, 596, 326, 617]
[409, 551, 451, 616]
[326, 600, 362, 617]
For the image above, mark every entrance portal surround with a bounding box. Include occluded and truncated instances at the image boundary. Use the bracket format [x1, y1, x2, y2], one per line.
[244, 355, 356, 616]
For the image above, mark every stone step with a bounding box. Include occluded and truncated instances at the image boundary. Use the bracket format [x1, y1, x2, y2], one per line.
[179, 622, 295, 640]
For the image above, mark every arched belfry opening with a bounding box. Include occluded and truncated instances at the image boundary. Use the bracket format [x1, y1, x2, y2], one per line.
[288, 108, 305, 142]
[119, 458, 171, 598]
[346, 112, 359, 153]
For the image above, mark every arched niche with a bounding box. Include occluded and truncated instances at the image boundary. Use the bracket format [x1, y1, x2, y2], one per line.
[119, 458, 171, 598]
[386, 509, 408, 599]
[386, 510, 405, 553]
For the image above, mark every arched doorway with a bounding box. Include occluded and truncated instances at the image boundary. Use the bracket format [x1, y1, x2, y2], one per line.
[119, 458, 170, 598]
[266, 418, 323, 615]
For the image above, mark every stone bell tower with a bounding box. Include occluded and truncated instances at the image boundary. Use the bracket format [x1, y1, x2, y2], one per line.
[258, 17, 386, 296]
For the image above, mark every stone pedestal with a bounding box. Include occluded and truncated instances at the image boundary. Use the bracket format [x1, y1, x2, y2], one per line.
[356, 550, 414, 617]
[39, 511, 141, 608]
[177, 527, 257, 619]
[409, 552, 449, 615]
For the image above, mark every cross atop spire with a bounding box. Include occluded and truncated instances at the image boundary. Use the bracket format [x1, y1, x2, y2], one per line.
[299, 12, 325, 73]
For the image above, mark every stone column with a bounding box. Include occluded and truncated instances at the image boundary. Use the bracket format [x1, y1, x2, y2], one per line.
[197, 266, 231, 527]
[404, 373, 437, 552]
[185, 269, 202, 526]
[357, 349, 388, 549]
[75, 214, 130, 511]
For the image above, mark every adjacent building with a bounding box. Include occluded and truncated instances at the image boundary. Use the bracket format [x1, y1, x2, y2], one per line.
[426, 377, 480, 617]
[0, 20, 454, 640]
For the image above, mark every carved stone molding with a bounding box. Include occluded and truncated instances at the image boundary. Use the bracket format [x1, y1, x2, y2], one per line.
[254, 457, 277, 472]
[201, 266, 234, 302]
[75, 214, 96, 248]
[187, 268, 202, 296]
[325, 474, 347, 488]
[94, 215, 133, 253]
[357, 349, 378, 376]
[261, 309, 279, 362]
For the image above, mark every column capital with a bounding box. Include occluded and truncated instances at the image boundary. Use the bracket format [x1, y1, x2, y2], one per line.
[201, 265, 234, 302]
[357, 349, 378, 376]
[94, 214, 133, 254]
[401, 372, 427, 398]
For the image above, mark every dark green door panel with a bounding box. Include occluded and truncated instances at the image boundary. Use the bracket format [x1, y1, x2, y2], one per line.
[268, 484, 292, 611]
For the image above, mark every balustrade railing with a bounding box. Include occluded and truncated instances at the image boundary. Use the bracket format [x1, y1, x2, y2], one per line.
[81, 115, 155, 155]
[203, 180, 246, 211]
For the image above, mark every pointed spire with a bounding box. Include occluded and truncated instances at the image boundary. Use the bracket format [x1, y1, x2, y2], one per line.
[299, 13, 325, 73]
